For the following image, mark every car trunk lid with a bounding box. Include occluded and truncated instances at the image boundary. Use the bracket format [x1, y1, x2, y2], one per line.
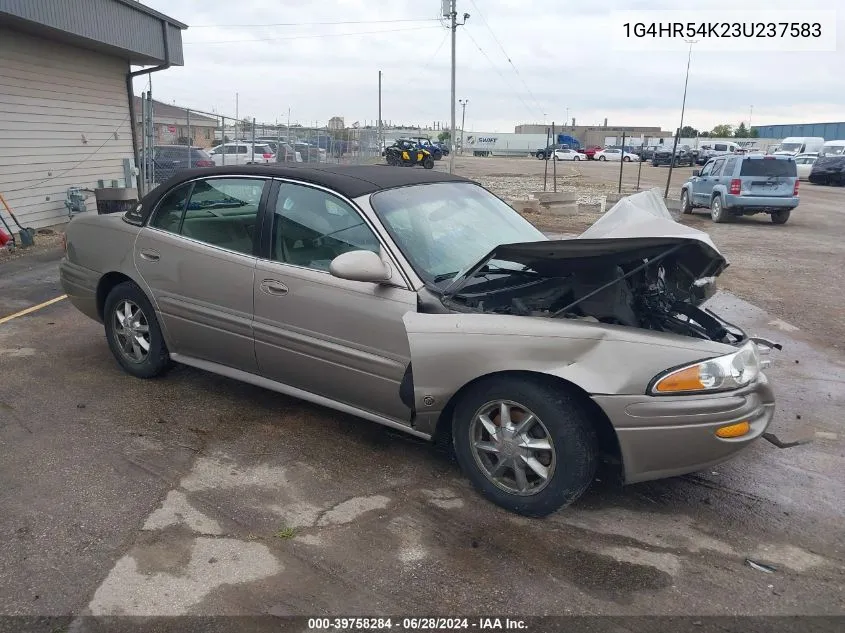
[738, 157, 797, 197]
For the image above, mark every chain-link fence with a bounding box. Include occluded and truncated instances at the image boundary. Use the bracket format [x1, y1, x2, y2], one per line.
[135, 93, 384, 194]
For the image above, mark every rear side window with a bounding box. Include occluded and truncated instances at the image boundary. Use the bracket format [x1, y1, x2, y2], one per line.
[740, 159, 797, 177]
[714, 144, 727, 152]
[723, 157, 737, 175]
[150, 182, 192, 232]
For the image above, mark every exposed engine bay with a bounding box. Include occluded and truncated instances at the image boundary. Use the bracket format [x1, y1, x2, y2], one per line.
[443, 255, 743, 345]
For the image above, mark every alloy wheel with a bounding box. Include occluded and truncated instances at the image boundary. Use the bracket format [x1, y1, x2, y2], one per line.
[469, 400, 556, 496]
[112, 300, 151, 363]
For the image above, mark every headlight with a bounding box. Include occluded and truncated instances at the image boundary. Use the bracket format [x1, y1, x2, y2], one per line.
[650, 342, 761, 395]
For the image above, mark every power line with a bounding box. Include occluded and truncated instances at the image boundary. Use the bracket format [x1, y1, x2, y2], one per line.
[190, 17, 441, 28]
[467, 0, 545, 117]
[185, 24, 443, 45]
[463, 28, 537, 119]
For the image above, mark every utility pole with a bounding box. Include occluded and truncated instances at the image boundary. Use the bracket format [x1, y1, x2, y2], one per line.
[446, 0, 469, 174]
[665, 39, 697, 199]
[749, 105, 753, 132]
[459, 99, 468, 155]
[378, 70, 383, 156]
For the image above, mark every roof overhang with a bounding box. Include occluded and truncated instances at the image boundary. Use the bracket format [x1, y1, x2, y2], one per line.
[0, 0, 186, 66]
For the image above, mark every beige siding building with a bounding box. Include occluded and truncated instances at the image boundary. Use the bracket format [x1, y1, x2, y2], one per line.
[0, 0, 185, 229]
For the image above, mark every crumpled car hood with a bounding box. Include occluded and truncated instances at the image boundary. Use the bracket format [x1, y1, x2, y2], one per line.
[444, 188, 728, 297]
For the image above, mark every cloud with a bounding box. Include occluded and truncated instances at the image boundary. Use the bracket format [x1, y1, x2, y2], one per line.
[137, 0, 844, 133]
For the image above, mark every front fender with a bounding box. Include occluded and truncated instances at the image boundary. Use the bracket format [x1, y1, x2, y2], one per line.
[403, 312, 733, 433]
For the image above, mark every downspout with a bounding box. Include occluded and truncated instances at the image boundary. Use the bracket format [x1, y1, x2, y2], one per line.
[126, 20, 172, 195]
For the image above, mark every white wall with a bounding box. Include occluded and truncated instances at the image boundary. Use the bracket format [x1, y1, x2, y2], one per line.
[0, 28, 134, 229]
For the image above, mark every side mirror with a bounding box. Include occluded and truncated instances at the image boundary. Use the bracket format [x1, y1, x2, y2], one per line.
[692, 170, 700, 177]
[329, 250, 392, 283]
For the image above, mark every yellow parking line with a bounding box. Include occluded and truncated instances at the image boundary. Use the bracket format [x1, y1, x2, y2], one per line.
[0, 294, 67, 325]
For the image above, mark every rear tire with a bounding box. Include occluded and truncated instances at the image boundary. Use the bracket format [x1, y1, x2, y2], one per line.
[104, 281, 172, 379]
[452, 376, 598, 517]
[771, 209, 791, 224]
[598, 156, 606, 162]
[710, 195, 728, 223]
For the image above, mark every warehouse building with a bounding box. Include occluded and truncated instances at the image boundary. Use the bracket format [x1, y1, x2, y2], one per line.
[0, 0, 185, 229]
[514, 123, 674, 148]
[752, 122, 845, 141]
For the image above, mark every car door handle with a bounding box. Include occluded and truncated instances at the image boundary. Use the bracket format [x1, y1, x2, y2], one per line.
[139, 249, 160, 262]
[260, 279, 288, 296]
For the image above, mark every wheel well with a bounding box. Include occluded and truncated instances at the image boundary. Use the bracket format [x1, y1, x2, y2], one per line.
[96, 272, 132, 320]
[432, 370, 622, 467]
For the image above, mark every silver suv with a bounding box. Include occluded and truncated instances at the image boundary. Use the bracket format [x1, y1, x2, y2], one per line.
[680, 154, 799, 224]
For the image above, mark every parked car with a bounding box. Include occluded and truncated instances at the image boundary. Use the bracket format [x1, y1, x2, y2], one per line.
[384, 139, 434, 168]
[433, 141, 450, 156]
[680, 154, 799, 224]
[594, 148, 639, 162]
[208, 142, 276, 166]
[652, 144, 695, 167]
[535, 143, 571, 160]
[579, 146, 603, 160]
[696, 142, 741, 165]
[143, 146, 214, 183]
[552, 148, 583, 161]
[59, 165, 777, 517]
[808, 140, 845, 186]
[794, 154, 818, 180]
[294, 143, 322, 163]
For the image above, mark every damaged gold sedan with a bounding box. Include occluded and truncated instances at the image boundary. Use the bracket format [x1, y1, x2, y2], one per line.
[60, 165, 779, 517]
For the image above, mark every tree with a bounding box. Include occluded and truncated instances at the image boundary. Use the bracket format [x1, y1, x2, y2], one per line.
[734, 122, 749, 138]
[749, 128, 760, 138]
[437, 131, 451, 143]
[679, 126, 699, 137]
[710, 124, 733, 137]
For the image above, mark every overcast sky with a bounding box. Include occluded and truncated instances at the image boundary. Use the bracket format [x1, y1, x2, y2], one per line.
[137, 0, 842, 133]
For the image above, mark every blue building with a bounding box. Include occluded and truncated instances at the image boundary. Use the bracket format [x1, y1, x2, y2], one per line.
[752, 122, 845, 141]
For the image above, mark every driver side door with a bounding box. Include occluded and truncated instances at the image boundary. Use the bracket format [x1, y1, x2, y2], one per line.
[252, 181, 417, 421]
[691, 160, 715, 204]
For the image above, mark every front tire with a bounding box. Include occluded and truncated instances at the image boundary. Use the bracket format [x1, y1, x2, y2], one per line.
[422, 155, 434, 169]
[598, 156, 606, 162]
[573, 156, 580, 161]
[771, 209, 791, 224]
[104, 281, 171, 379]
[680, 189, 692, 214]
[623, 156, 631, 162]
[710, 195, 727, 223]
[452, 376, 598, 517]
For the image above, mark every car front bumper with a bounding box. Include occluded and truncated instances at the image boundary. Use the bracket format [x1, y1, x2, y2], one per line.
[59, 259, 101, 322]
[724, 194, 798, 209]
[592, 373, 775, 484]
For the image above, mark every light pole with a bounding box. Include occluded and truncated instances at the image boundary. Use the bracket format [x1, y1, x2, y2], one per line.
[447, 0, 469, 174]
[459, 99, 468, 155]
[665, 39, 697, 200]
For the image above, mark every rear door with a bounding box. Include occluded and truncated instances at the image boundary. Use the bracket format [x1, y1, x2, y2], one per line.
[739, 158, 797, 197]
[135, 176, 270, 372]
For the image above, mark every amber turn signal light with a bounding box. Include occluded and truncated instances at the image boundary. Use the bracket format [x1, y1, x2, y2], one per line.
[715, 421, 751, 438]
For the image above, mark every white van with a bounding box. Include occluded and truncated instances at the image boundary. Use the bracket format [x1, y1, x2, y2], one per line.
[775, 137, 825, 156]
[818, 139, 845, 157]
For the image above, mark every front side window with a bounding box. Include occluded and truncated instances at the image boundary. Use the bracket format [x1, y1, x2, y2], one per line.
[272, 183, 381, 271]
[711, 159, 725, 176]
[699, 162, 714, 177]
[371, 182, 546, 287]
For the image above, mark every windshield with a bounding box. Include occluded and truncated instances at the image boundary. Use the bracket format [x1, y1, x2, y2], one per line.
[370, 182, 546, 287]
[780, 143, 803, 152]
[821, 144, 845, 156]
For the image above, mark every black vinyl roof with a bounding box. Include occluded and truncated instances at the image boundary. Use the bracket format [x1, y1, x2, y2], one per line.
[142, 164, 470, 206]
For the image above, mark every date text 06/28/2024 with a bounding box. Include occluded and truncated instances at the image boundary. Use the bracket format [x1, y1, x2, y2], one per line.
[610, 10, 837, 51]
